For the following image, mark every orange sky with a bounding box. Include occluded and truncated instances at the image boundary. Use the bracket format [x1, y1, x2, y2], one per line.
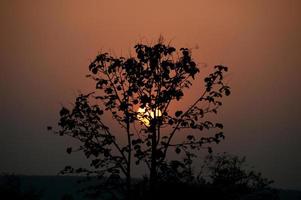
[1, 0, 301, 190]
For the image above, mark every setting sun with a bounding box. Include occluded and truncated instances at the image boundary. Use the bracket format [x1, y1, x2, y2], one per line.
[137, 107, 162, 126]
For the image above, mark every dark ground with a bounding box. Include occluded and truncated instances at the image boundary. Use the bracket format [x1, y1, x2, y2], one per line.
[0, 175, 300, 200]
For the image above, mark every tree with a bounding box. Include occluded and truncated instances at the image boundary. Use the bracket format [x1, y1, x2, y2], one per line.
[52, 39, 230, 199]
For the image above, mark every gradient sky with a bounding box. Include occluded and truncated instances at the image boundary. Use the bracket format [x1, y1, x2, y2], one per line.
[1, 0, 301, 190]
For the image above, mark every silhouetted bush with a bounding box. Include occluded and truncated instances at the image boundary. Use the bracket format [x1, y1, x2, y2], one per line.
[132, 153, 279, 200]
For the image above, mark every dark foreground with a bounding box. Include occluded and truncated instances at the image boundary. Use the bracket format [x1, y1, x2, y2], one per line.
[0, 175, 300, 200]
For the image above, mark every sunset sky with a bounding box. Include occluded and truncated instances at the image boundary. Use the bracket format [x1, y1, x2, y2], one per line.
[1, 0, 301, 190]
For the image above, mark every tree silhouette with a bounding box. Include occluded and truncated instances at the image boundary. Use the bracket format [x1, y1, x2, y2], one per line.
[53, 40, 230, 199]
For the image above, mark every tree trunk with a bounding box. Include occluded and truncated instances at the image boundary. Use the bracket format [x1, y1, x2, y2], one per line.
[150, 123, 157, 198]
[126, 174, 131, 200]
[126, 117, 131, 200]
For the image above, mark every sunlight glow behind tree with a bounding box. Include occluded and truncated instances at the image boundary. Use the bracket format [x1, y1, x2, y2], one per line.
[137, 107, 162, 127]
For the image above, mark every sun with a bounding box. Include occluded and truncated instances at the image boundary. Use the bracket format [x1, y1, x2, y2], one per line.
[137, 107, 162, 126]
